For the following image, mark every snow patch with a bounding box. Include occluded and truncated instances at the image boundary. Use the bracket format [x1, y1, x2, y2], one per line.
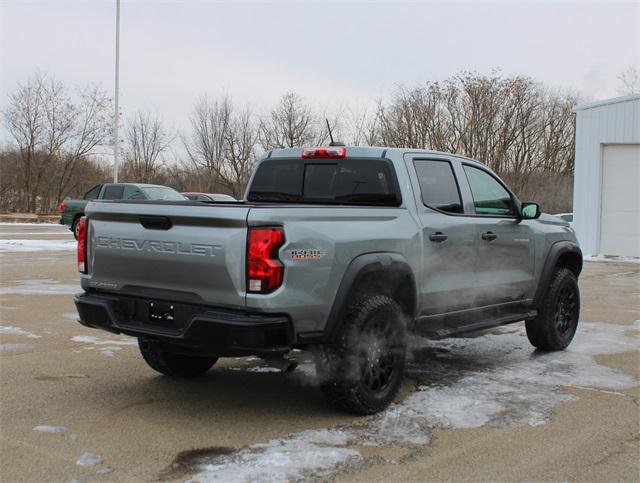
[0, 239, 76, 252]
[0, 222, 58, 226]
[96, 466, 113, 476]
[584, 255, 640, 264]
[0, 231, 72, 236]
[71, 335, 136, 346]
[0, 325, 40, 338]
[189, 429, 360, 483]
[0, 279, 79, 295]
[188, 321, 639, 481]
[76, 452, 102, 466]
[71, 335, 136, 357]
[395, 321, 638, 433]
[34, 425, 67, 433]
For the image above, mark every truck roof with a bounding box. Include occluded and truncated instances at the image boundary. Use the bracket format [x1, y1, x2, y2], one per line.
[265, 146, 485, 167]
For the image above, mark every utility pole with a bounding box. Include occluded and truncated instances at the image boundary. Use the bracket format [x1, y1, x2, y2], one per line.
[113, 0, 121, 182]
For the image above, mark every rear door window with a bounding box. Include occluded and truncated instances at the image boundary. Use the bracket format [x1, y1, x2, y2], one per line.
[101, 185, 125, 200]
[413, 160, 463, 214]
[248, 159, 400, 206]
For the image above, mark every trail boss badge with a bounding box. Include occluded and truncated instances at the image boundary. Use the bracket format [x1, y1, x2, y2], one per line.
[290, 249, 322, 260]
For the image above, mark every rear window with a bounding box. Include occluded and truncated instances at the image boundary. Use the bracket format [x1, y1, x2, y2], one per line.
[247, 159, 401, 206]
[102, 185, 125, 200]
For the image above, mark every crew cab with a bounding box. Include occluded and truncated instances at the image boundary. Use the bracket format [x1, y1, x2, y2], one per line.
[59, 183, 186, 238]
[74, 146, 582, 414]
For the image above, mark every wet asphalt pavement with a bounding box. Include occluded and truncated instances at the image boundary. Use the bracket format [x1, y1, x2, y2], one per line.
[0, 223, 638, 482]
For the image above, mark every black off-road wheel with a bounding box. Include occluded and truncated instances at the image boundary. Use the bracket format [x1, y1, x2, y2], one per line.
[320, 294, 407, 415]
[138, 339, 217, 377]
[526, 267, 580, 351]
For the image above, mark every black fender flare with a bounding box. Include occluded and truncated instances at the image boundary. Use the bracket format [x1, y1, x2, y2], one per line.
[324, 252, 417, 341]
[533, 240, 583, 309]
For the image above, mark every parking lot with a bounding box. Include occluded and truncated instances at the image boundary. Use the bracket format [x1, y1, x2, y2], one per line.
[0, 223, 638, 482]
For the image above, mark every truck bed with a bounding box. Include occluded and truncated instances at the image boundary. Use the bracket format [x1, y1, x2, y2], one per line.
[82, 199, 417, 334]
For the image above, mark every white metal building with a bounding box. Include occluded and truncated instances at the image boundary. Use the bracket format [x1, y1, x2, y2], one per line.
[572, 94, 640, 258]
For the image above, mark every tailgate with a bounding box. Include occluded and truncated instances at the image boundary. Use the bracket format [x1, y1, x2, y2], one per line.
[83, 201, 249, 308]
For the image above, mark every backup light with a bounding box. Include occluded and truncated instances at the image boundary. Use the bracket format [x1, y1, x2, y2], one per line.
[301, 146, 346, 159]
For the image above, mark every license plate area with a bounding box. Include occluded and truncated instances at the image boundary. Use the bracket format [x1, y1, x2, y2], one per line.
[148, 301, 175, 325]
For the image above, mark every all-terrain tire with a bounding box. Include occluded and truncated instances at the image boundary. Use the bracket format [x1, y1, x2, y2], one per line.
[525, 267, 580, 351]
[320, 294, 407, 415]
[138, 339, 217, 377]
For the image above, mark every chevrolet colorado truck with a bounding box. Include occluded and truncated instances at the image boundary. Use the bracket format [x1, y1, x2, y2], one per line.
[74, 146, 582, 414]
[59, 183, 186, 239]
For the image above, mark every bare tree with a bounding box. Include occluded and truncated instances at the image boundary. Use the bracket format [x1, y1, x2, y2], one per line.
[370, 72, 576, 203]
[184, 95, 258, 198]
[53, 84, 112, 202]
[1, 72, 111, 211]
[618, 66, 640, 95]
[122, 111, 173, 183]
[2, 73, 48, 211]
[335, 104, 377, 146]
[258, 92, 322, 150]
[1, 70, 580, 214]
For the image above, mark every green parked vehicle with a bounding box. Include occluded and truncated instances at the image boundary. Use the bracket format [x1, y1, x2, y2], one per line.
[59, 183, 187, 239]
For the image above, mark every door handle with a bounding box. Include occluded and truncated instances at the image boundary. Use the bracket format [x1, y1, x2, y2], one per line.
[429, 232, 448, 243]
[481, 231, 498, 241]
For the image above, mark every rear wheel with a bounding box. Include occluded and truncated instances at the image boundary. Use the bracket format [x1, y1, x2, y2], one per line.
[138, 339, 217, 377]
[526, 267, 580, 351]
[320, 294, 407, 415]
[71, 216, 82, 240]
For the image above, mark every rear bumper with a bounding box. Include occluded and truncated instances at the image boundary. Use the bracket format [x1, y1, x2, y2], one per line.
[74, 292, 294, 357]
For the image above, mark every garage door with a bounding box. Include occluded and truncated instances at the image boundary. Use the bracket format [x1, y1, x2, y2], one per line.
[600, 144, 640, 257]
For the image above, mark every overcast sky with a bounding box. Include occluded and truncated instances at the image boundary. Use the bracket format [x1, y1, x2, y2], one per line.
[1, 0, 638, 139]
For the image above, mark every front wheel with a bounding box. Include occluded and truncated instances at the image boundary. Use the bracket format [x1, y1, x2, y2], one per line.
[320, 294, 407, 415]
[138, 339, 217, 377]
[526, 267, 580, 351]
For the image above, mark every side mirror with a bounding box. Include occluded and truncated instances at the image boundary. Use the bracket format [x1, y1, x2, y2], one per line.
[520, 202, 541, 220]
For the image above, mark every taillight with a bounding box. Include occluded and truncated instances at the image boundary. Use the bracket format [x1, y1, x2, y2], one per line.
[301, 146, 346, 158]
[58, 202, 66, 213]
[77, 216, 88, 273]
[247, 227, 285, 294]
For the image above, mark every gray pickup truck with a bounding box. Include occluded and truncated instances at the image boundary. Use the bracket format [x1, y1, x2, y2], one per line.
[74, 146, 582, 414]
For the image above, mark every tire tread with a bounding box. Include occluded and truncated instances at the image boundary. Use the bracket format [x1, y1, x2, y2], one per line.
[321, 294, 406, 415]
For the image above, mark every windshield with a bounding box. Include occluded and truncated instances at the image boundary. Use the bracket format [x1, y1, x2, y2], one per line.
[140, 187, 186, 201]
